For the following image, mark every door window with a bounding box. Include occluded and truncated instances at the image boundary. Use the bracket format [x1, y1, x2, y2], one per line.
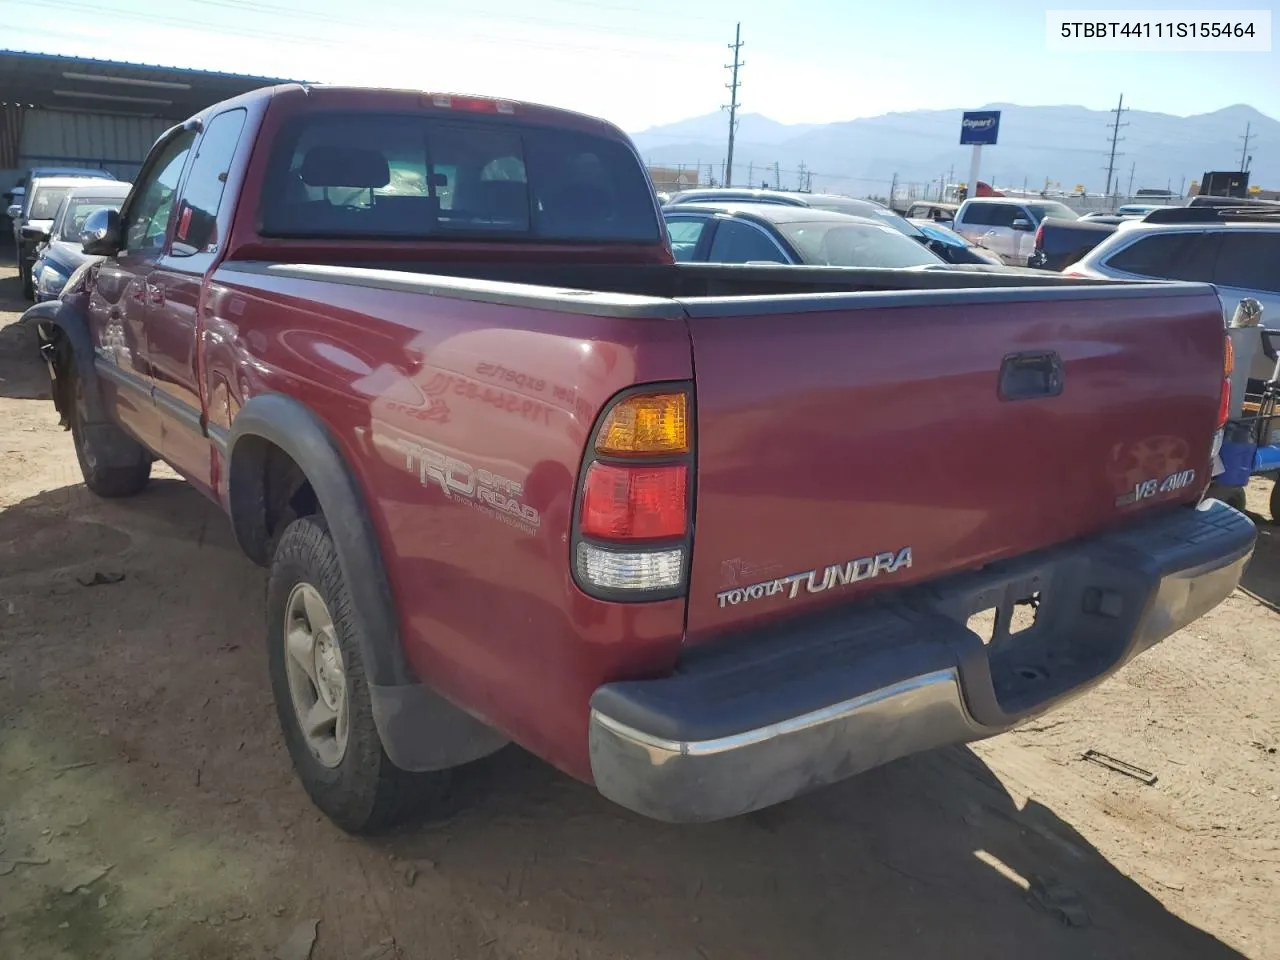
[983, 205, 1020, 228]
[171, 109, 247, 257]
[961, 203, 995, 226]
[1214, 232, 1280, 294]
[707, 219, 788, 263]
[122, 131, 197, 256]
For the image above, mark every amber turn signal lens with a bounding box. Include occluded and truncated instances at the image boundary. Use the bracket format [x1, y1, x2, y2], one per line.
[595, 393, 689, 456]
[1224, 335, 1235, 375]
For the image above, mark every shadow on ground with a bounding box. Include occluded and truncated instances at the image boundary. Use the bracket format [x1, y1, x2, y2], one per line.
[0, 477, 1249, 960]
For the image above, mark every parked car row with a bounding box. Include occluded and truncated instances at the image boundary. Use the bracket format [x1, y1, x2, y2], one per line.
[5, 167, 129, 300]
[662, 188, 1009, 269]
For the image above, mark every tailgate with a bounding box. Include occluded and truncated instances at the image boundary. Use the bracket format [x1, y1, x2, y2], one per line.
[681, 283, 1226, 641]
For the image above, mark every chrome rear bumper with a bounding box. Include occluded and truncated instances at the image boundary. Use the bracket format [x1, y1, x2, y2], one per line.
[589, 499, 1254, 822]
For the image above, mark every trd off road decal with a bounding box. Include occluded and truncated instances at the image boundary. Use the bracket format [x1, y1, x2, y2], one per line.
[1115, 469, 1197, 508]
[716, 547, 913, 608]
[393, 439, 540, 535]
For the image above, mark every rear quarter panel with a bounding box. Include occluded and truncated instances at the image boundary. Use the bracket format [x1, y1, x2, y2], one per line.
[202, 268, 693, 778]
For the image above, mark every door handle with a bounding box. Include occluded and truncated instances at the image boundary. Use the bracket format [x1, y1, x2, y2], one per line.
[998, 351, 1064, 401]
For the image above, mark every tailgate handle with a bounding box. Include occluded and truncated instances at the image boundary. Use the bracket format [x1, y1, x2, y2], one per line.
[998, 351, 1064, 401]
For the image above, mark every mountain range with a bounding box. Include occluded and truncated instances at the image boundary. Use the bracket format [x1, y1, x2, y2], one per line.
[629, 103, 1278, 197]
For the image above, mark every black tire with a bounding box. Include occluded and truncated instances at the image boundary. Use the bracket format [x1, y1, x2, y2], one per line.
[267, 514, 447, 834]
[1270, 480, 1280, 524]
[20, 261, 34, 301]
[69, 369, 152, 498]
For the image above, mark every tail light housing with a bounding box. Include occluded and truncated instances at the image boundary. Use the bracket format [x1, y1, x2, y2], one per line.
[1218, 334, 1234, 429]
[1033, 222, 1045, 249]
[573, 386, 693, 600]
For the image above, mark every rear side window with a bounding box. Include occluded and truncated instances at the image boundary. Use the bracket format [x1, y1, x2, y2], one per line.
[172, 108, 248, 257]
[1105, 232, 1219, 281]
[1214, 232, 1280, 294]
[259, 112, 660, 243]
[707, 220, 788, 263]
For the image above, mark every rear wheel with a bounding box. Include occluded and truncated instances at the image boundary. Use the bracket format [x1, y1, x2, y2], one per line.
[20, 260, 33, 300]
[1270, 480, 1280, 524]
[267, 515, 447, 833]
[69, 370, 151, 498]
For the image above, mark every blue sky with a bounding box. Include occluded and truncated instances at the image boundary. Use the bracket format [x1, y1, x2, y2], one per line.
[1, 0, 1275, 130]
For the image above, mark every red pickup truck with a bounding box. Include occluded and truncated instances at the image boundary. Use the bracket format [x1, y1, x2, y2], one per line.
[28, 85, 1254, 833]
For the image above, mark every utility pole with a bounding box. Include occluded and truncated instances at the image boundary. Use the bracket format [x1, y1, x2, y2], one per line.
[1103, 93, 1128, 199]
[1239, 122, 1254, 171]
[889, 172, 898, 208]
[747, 160, 754, 186]
[797, 161, 808, 193]
[723, 23, 744, 187]
[774, 160, 781, 190]
[1127, 160, 1136, 198]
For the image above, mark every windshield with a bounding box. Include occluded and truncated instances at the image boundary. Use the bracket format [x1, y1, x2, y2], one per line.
[58, 198, 125, 241]
[1026, 202, 1079, 221]
[779, 220, 944, 268]
[28, 186, 74, 221]
[261, 112, 661, 242]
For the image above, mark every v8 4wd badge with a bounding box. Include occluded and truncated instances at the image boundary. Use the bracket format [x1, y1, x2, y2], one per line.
[1115, 469, 1196, 507]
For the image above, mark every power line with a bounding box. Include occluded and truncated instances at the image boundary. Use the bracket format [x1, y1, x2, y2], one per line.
[1103, 92, 1128, 198]
[723, 22, 744, 187]
[1239, 122, 1254, 171]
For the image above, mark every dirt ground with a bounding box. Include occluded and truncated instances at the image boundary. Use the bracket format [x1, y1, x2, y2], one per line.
[0, 265, 1277, 960]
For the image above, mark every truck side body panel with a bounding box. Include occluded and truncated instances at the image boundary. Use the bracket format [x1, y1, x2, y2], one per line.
[202, 267, 692, 778]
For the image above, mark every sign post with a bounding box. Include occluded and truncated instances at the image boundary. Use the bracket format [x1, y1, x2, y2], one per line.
[959, 110, 1000, 199]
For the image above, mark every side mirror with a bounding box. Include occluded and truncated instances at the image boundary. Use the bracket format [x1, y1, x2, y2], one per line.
[6, 203, 21, 220]
[81, 207, 123, 256]
[20, 224, 50, 242]
[1011, 217, 1033, 231]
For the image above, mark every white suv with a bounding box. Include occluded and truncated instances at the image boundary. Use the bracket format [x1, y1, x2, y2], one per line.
[1064, 219, 1280, 381]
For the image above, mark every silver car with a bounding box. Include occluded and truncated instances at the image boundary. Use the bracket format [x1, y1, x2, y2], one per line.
[29, 182, 132, 302]
[1063, 219, 1280, 381]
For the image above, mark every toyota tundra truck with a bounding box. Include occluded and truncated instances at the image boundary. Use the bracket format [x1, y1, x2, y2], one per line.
[27, 84, 1254, 833]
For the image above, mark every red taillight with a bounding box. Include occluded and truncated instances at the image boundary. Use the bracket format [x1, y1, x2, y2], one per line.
[1034, 222, 1044, 248]
[1218, 335, 1234, 428]
[581, 463, 688, 540]
[573, 386, 694, 597]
